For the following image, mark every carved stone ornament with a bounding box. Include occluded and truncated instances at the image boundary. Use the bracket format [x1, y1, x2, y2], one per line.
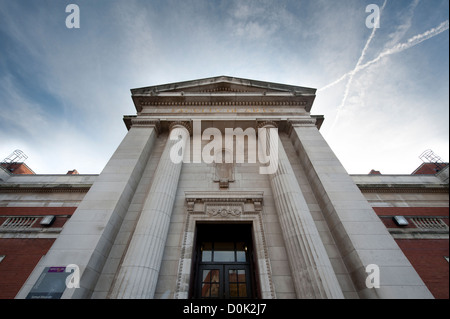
[206, 206, 242, 217]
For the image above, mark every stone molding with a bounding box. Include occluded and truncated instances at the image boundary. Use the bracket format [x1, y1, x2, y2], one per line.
[129, 118, 161, 134]
[138, 100, 308, 107]
[0, 185, 91, 193]
[358, 185, 448, 193]
[286, 118, 317, 136]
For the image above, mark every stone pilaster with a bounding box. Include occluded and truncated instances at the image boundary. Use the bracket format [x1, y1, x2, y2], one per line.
[288, 120, 433, 299]
[259, 122, 344, 299]
[15, 123, 159, 299]
[109, 122, 191, 299]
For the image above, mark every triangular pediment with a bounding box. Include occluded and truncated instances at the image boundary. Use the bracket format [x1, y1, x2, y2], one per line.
[129, 76, 317, 114]
[131, 75, 316, 95]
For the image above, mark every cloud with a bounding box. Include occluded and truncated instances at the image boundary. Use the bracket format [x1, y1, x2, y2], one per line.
[0, 0, 448, 175]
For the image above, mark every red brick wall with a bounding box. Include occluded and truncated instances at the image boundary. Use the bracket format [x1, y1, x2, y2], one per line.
[0, 207, 77, 299]
[396, 239, 449, 299]
[373, 206, 449, 217]
[373, 206, 449, 299]
[0, 238, 55, 299]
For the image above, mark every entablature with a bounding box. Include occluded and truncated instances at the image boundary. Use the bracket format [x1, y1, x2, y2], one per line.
[123, 116, 324, 133]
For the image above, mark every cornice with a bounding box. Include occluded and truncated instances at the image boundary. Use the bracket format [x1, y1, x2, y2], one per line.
[130, 118, 161, 132]
[357, 184, 449, 193]
[0, 184, 91, 193]
[131, 75, 316, 96]
[137, 100, 309, 107]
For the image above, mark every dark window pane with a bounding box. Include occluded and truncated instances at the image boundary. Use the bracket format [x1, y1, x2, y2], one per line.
[239, 283, 247, 297]
[228, 269, 238, 282]
[229, 284, 238, 297]
[214, 242, 235, 262]
[201, 242, 212, 262]
[237, 269, 246, 283]
[202, 269, 220, 282]
[210, 270, 220, 283]
[210, 284, 220, 297]
[201, 283, 211, 297]
[236, 242, 247, 262]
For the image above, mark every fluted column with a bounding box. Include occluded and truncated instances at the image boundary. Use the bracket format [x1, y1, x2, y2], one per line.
[259, 122, 344, 299]
[110, 122, 191, 299]
[288, 120, 433, 299]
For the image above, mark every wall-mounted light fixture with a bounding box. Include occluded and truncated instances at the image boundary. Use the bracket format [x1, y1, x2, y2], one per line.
[40, 215, 56, 227]
[393, 216, 409, 226]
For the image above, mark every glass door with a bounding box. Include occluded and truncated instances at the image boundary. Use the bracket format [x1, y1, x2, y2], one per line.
[224, 265, 251, 299]
[193, 224, 255, 299]
[197, 264, 252, 299]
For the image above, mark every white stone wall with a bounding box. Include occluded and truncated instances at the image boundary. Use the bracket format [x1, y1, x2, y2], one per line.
[352, 175, 448, 208]
[0, 174, 96, 208]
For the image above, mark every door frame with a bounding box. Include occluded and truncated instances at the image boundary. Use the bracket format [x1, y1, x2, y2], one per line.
[174, 191, 276, 299]
[193, 223, 255, 299]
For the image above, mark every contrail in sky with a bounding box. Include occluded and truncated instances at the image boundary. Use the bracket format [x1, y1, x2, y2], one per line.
[318, 20, 449, 94]
[357, 19, 449, 73]
[328, 0, 387, 131]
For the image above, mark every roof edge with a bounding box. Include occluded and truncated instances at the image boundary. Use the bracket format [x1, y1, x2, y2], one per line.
[131, 75, 317, 95]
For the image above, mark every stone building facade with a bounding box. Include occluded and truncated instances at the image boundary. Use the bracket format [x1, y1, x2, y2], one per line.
[1, 76, 447, 299]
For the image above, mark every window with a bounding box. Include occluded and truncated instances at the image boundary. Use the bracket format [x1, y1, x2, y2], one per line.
[1, 217, 37, 229]
[411, 217, 448, 230]
[200, 241, 247, 263]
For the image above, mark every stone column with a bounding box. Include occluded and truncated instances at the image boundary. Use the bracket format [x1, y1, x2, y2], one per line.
[110, 122, 191, 299]
[259, 121, 344, 299]
[288, 119, 433, 298]
[15, 121, 159, 299]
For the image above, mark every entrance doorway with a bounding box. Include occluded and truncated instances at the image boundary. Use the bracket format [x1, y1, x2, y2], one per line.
[192, 223, 256, 299]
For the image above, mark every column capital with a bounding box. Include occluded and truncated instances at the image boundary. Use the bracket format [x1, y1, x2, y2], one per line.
[257, 120, 278, 129]
[168, 121, 192, 135]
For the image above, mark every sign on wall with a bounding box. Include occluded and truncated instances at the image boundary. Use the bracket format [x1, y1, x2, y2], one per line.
[26, 267, 71, 299]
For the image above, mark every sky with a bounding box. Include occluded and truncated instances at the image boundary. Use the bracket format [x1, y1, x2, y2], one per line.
[0, 0, 448, 175]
